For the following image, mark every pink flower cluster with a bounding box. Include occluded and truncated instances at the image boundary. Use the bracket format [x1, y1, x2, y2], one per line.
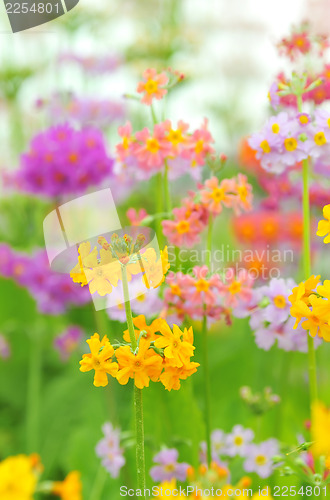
[277, 22, 328, 61]
[13, 123, 114, 199]
[115, 119, 215, 181]
[162, 175, 253, 248]
[0, 244, 91, 315]
[163, 265, 254, 325]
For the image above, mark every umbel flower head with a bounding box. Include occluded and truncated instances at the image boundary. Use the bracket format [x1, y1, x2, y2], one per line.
[289, 276, 330, 341]
[70, 232, 169, 298]
[14, 123, 114, 199]
[79, 315, 199, 391]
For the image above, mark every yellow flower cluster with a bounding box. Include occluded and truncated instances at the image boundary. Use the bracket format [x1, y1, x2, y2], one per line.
[311, 401, 330, 460]
[0, 454, 38, 500]
[79, 315, 199, 390]
[289, 275, 330, 341]
[0, 454, 81, 500]
[317, 204, 330, 244]
[70, 239, 169, 296]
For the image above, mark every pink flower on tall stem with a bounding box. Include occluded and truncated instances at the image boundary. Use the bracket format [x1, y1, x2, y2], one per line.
[200, 177, 236, 215]
[137, 68, 169, 105]
[135, 124, 171, 170]
[162, 207, 203, 247]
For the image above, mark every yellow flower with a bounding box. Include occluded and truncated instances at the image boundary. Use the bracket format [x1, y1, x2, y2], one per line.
[0, 454, 37, 500]
[291, 295, 330, 340]
[70, 242, 98, 286]
[317, 204, 330, 243]
[52, 471, 82, 500]
[123, 314, 161, 343]
[142, 247, 170, 289]
[154, 321, 195, 368]
[79, 333, 118, 387]
[153, 480, 184, 498]
[84, 254, 122, 296]
[116, 338, 163, 389]
[311, 401, 330, 458]
[160, 360, 200, 391]
[288, 275, 320, 306]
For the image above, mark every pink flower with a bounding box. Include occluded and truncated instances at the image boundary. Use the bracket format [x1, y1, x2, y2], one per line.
[222, 268, 254, 308]
[164, 119, 189, 156]
[233, 174, 253, 214]
[135, 124, 171, 171]
[137, 68, 169, 105]
[126, 208, 148, 226]
[162, 207, 203, 247]
[186, 266, 223, 307]
[184, 119, 215, 166]
[200, 176, 237, 215]
[116, 122, 134, 161]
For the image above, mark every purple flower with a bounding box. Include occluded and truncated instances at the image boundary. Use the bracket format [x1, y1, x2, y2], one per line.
[54, 326, 83, 361]
[0, 335, 10, 360]
[39, 93, 126, 129]
[268, 82, 280, 110]
[58, 53, 121, 75]
[200, 430, 229, 465]
[263, 278, 294, 324]
[150, 449, 190, 483]
[0, 245, 91, 315]
[95, 422, 126, 478]
[244, 439, 279, 478]
[15, 123, 114, 199]
[225, 425, 254, 457]
[249, 113, 308, 174]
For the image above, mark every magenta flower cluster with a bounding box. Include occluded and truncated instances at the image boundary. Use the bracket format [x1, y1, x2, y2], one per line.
[0, 244, 91, 315]
[14, 123, 114, 198]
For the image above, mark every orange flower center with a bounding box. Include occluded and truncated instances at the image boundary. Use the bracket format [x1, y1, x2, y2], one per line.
[229, 281, 241, 294]
[146, 138, 160, 154]
[195, 139, 204, 154]
[69, 152, 79, 163]
[176, 220, 190, 234]
[144, 79, 159, 94]
[195, 278, 210, 292]
[212, 187, 225, 203]
[168, 129, 183, 145]
[274, 294, 286, 309]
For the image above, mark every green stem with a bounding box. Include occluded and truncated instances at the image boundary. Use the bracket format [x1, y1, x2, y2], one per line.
[26, 330, 42, 453]
[298, 93, 318, 408]
[122, 266, 146, 497]
[202, 312, 212, 466]
[164, 160, 172, 214]
[89, 465, 107, 500]
[155, 173, 164, 246]
[206, 215, 213, 269]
